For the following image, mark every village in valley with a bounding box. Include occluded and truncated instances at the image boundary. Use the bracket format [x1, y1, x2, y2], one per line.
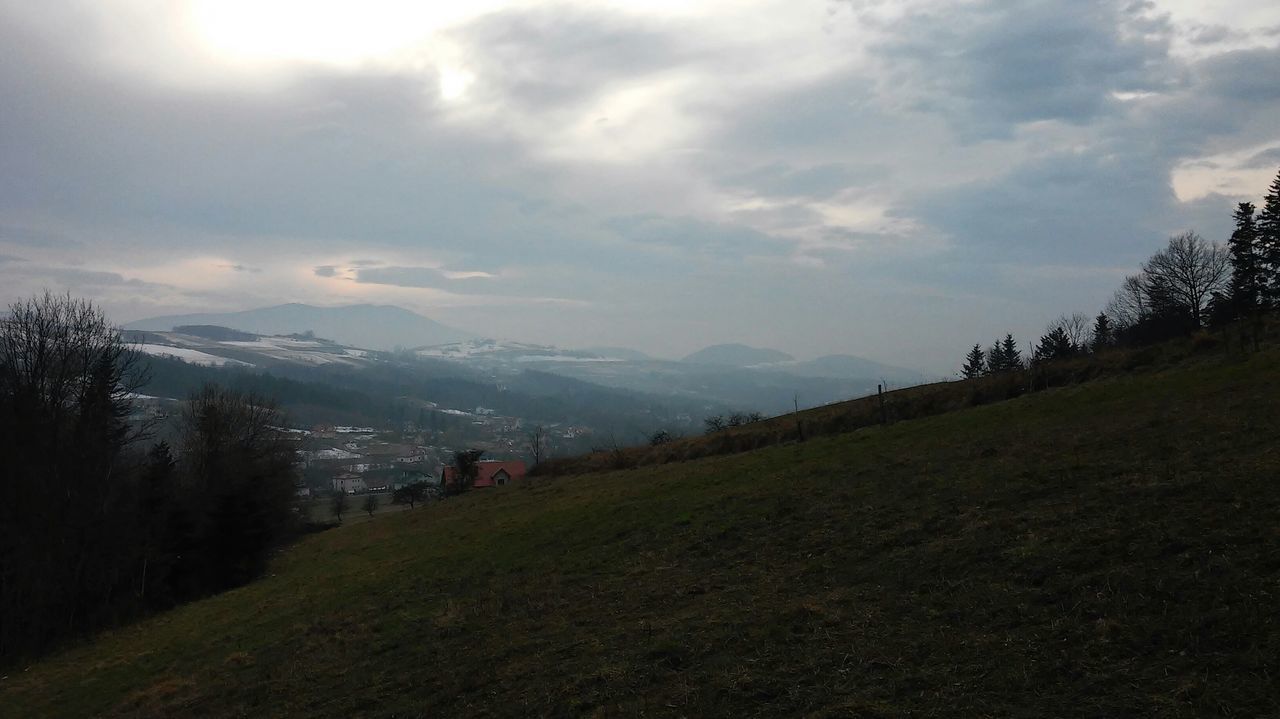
[132, 392, 583, 518]
[289, 411, 575, 518]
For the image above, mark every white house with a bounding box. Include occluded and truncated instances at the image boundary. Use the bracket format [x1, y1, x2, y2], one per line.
[332, 473, 367, 494]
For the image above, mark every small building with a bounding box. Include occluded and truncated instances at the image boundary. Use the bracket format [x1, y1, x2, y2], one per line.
[332, 473, 366, 494]
[441, 460, 528, 491]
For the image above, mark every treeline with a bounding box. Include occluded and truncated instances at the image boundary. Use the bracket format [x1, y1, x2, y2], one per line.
[961, 167, 1280, 374]
[0, 294, 299, 665]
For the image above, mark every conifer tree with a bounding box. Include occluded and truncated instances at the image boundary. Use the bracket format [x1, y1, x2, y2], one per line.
[961, 344, 986, 379]
[1257, 168, 1280, 306]
[999, 333, 1022, 371]
[1035, 326, 1075, 361]
[1090, 313, 1112, 352]
[1227, 201, 1261, 313]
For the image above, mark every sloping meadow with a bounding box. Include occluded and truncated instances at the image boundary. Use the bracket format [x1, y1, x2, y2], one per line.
[4, 346, 1279, 717]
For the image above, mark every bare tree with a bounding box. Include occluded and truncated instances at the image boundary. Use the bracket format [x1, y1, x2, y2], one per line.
[1106, 274, 1149, 330]
[0, 293, 148, 659]
[362, 493, 379, 518]
[1142, 231, 1230, 328]
[176, 384, 298, 588]
[526, 425, 547, 466]
[331, 491, 349, 522]
[1047, 313, 1092, 350]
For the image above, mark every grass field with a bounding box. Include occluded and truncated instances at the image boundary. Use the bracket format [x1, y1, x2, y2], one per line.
[3, 347, 1278, 717]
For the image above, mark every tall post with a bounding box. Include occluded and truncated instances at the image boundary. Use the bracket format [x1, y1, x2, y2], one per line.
[793, 393, 804, 442]
[878, 383, 887, 426]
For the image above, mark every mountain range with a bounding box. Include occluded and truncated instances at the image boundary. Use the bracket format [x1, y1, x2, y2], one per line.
[125, 303, 473, 350]
[125, 304, 926, 414]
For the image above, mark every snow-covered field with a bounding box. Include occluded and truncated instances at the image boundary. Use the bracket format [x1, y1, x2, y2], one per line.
[419, 340, 619, 364]
[217, 338, 369, 365]
[134, 344, 251, 367]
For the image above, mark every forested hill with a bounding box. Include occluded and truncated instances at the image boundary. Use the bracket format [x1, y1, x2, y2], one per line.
[6, 336, 1278, 717]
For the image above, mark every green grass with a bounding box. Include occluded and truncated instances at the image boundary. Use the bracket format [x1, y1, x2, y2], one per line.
[4, 348, 1279, 717]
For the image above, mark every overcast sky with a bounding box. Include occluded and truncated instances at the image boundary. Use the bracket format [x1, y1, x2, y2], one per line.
[2, 1, 1279, 371]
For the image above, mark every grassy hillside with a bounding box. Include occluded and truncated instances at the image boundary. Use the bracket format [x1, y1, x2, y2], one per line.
[4, 348, 1279, 717]
[539, 326, 1276, 476]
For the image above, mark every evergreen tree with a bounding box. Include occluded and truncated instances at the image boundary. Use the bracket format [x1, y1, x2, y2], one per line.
[999, 333, 1022, 371]
[1257, 168, 1280, 305]
[1227, 201, 1261, 313]
[985, 341, 1002, 375]
[961, 344, 986, 379]
[1035, 326, 1076, 362]
[1090, 313, 1112, 352]
[984, 334, 1021, 373]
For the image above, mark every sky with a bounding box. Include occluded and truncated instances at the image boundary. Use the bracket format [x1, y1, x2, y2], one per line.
[2, 0, 1279, 372]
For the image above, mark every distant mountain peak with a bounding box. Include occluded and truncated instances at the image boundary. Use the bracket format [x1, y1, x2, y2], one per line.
[682, 343, 795, 366]
[124, 303, 472, 351]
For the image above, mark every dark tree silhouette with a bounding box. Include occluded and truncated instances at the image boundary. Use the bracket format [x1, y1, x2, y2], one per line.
[526, 425, 547, 467]
[1035, 326, 1077, 362]
[1106, 275, 1149, 332]
[362, 494, 379, 518]
[985, 336, 1020, 374]
[1142, 231, 1229, 329]
[0, 293, 303, 664]
[648, 429, 673, 446]
[962, 344, 986, 379]
[331, 491, 349, 522]
[0, 293, 147, 660]
[1258, 168, 1280, 305]
[1227, 202, 1262, 314]
[450, 449, 484, 495]
[1090, 313, 1113, 352]
[392, 482, 428, 509]
[175, 384, 298, 592]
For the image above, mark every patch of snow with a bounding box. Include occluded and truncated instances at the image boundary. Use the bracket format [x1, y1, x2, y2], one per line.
[513, 355, 620, 363]
[304, 448, 362, 460]
[135, 344, 252, 367]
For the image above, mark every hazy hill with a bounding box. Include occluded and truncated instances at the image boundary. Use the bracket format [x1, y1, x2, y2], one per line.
[9, 342, 1278, 717]
[579, 346, 652, 361]
[782, 353, 926, 383]
[682, 343, 794, 366]
[125, 303, 472, 351]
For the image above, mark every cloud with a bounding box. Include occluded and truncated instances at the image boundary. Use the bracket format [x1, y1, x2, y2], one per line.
[1241, 147, 1280, 169]
[720, 162, 889, 200]
[352, 265, 498, 293]
[1, 0, 1278, 368]
[451, 6, 695, 115]
[1195, 47, 1280, 103]
[0, 223, 81, 248]
[1186, 24, 1243, 46]
[12, 265, 172, 290]
[874, 0, 1176, 139]
[605, 214, 787, 259]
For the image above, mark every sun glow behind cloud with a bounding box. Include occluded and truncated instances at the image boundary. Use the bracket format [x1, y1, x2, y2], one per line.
[3, 0, 1279, 363]
[186, 0, 495, 68]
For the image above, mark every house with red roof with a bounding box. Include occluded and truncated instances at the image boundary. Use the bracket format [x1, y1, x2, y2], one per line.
[441, 460, 527, 491]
